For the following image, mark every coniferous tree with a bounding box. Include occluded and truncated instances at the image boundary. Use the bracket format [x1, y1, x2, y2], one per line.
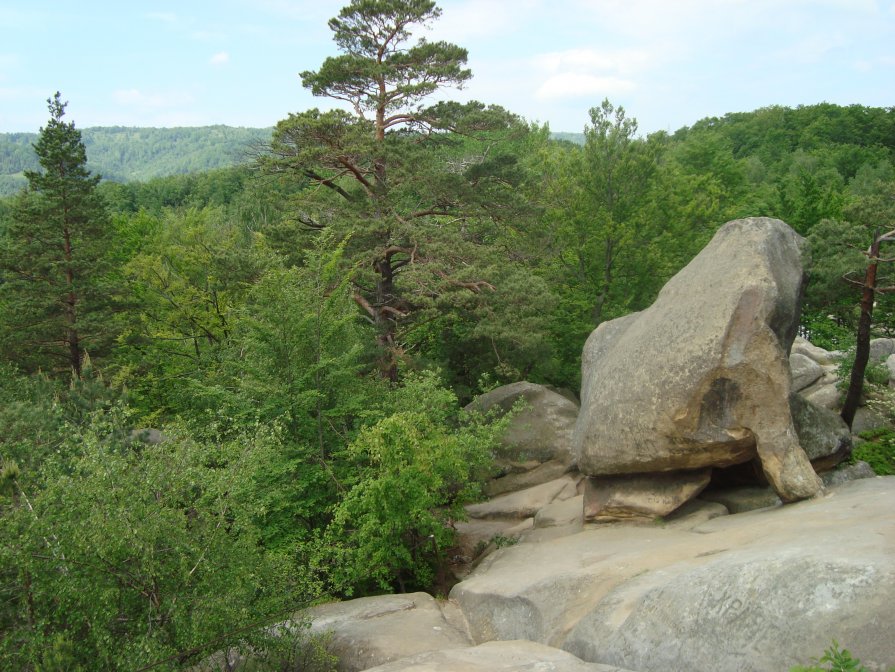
[0, 93, 115, 376]
[263, 0, 540, 382]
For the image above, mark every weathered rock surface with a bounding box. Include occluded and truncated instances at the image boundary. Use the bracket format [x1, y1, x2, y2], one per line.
[534, 495, 584, 530]
[574, 218, 821, 502]
[451, 477, 895, 672]
[852, 406, 890, 435]
[583, 470, 711, 522]
[800, 381, 841, 410]
[363, 640, 635, 672]
[698, 485, 781, 513]
[303, 593, 472, 672]
[468, 382, 579, 469]
[791, 336, 842, 365]
[869, 337, 895, 362]
[788, 392, 852, 466]
[465, 475, 580, 521]
[820, 459, 876, 487]
[789, 352, 825, 392]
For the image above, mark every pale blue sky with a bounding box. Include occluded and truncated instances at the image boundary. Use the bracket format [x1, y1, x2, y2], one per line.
[1, 0, 893, 135]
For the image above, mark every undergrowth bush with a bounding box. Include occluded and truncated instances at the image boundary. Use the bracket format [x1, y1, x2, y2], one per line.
[852, 428, 895, 475]
[790, 640, 893, 671]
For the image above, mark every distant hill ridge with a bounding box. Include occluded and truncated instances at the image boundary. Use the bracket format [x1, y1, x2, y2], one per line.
[0, 125, 274, 196]
[0, 125, 585, 196]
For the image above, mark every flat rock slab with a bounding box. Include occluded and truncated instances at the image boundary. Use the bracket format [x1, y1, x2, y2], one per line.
[303, 593, 472, 672]
[451, 477, 895, 672]
[466, 475, 580, 520]
[363, 640, 635, 672]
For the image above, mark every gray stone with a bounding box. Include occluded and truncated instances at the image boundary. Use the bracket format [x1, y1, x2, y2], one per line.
[789, 352, 824, 392]
[789, 392, 851, 465]
[887, 353, 895, 386]
[465, 476, 580, 521]
[302, 593, 472, 672]
[662, 499, 729, 530]
[467, 382, 579, 467]
[821, 460, 877, 487]
[574, 218, 821, 502]
[791, 336, 842, 365]
[698, 485, 781, 513]
[451, 477, 895, 672]
[851, 406, 890, 435]
[869, 337, 895, 362]
[485, 460, 571, 498]
[128, 428, 166, 445]
[363, 640, 634, 672]
[583, 470, 712, 522]
[801, 381, 841, 410]
[534, 495, 583, 529]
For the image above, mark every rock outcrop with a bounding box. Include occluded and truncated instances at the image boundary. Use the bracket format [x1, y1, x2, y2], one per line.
[451, 476, 895, 672]
[294, 475, 889, 672]
[574, 217, 822, 506]
[301, 593, 472, 672]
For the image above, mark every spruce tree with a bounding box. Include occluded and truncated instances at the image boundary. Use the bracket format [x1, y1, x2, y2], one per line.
[0, 93, 114, 376]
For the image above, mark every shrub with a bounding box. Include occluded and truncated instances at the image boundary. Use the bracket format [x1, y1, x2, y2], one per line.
[852, 428, 895, 475]
[790, 640, 894, 672]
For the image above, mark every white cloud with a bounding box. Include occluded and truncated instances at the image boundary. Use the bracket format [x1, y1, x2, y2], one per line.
[533, 48, 653, 77]
[111, 89, 195, 109]
[536, 72, 636, 100]
[531, 47, 650, 101]
[209, 51, 230, 66]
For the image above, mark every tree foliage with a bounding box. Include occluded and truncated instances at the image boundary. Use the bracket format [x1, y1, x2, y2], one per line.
[0, 93, 118, 377]
[263, 0, 541, 381]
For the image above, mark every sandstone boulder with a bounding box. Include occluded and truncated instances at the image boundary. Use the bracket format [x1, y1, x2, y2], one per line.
[801, 381, 841, 410]
[791, 336, 842, 366]
[467, 382, 578, 495]
[465, 475, 580, 521]
[574, 218, 821, 502]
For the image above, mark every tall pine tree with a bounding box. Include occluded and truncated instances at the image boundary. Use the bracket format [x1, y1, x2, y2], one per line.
[0, 93, 114, 376]
[263, 0, 540, 382]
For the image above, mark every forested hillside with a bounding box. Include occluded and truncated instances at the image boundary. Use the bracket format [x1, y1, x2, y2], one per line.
[1, 0, 893, 669]
[0, 125, 272, 195]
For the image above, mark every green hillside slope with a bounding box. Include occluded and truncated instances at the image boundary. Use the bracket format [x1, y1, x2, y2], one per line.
[0, 125, 272, 195]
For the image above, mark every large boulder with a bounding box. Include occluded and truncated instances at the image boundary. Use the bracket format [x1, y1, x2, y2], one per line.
[573, 218, 821, 502]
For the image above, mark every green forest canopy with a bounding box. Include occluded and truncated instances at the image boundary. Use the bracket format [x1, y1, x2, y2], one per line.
[0, 3, 893, 666]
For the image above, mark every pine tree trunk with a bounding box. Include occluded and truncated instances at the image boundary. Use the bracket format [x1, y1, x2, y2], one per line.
[841, 235, 880, 429]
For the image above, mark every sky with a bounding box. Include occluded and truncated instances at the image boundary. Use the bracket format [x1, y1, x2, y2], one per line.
[1, 0, 893, 136]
